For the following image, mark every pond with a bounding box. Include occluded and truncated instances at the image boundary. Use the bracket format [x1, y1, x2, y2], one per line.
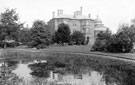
[0, 53, 135, 85]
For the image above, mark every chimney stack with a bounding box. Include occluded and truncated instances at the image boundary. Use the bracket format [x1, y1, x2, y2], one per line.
[57, 9, 60, 16]
[52, 11, 55, 18]
[74, 12, 76, 18]
[57, 9, 63, 16]
[88, 14, 91, 18]
[80, 6, 83, 15]
[59, 10, 63, 15]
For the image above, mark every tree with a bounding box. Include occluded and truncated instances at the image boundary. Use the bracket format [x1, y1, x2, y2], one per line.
[117, 32, 132, 52]
[92, 29, 112, 51]
[0, 61, 22, 85]
[71, 31, 85, 45]
[28, 20, 51, 49]
[106, 34, 121, 52]
[55, 23, 71, 44]
[18, 28, 30, 45]
[92, 26, 134, 53]
[117, 24, 135, 42]
[0, 9, 23, 48]
[115, 24, 134, 52]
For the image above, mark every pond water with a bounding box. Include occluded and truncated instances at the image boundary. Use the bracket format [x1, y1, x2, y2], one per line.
[0, 57, 135, 85]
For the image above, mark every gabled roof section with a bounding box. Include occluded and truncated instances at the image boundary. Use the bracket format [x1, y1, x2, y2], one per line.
[54, 14, 92, 20]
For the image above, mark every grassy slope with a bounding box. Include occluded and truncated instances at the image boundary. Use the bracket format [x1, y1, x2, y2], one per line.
[1, 45, 135, 61]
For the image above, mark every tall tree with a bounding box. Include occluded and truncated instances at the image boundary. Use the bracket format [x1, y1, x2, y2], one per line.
[55, 23, 71, 44]
[28, 20, 51, 49]
[0, 9, 23, 48]
[115, 24, 134, 52]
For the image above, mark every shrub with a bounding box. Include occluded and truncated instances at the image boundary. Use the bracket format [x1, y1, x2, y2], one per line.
[92, 27, 134, 53]
[0, 41, 19, 48]
[71, 31, 85, 45]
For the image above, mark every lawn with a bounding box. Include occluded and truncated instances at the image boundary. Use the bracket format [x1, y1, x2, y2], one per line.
[1, 45, 135, 61]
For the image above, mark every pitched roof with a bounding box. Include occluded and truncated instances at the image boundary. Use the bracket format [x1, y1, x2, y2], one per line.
[55, 14, 91, 20]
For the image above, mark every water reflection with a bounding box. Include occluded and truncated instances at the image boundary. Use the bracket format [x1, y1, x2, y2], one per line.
[13, 63, 32, 81]
[0, 60, 22, 85]
[0, 57, 135, 85]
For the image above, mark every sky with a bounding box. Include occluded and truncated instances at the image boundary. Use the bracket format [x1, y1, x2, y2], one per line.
[0, 0, 135, 33]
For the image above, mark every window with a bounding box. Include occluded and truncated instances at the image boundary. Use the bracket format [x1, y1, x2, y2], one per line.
[73, 23, 76, 26]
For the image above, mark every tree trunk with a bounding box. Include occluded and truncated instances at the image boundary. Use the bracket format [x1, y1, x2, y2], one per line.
[4, 39, 6, 48]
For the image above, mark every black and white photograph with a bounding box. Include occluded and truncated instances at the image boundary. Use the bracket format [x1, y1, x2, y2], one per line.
[0, 0, 135, 85]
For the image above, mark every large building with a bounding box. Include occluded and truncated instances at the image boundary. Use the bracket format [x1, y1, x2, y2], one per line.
[48, 7, 107, 45]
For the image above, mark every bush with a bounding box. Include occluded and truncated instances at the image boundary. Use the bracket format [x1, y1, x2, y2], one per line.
[36, 44, 48, 49]
[92, 30, 111, 52]
[71, 31, 85, 45]
[92, 40, 107, 51]
[0, 41, 19, 48]
[68, 41, 75, 46]
[92, 27, 134, 53]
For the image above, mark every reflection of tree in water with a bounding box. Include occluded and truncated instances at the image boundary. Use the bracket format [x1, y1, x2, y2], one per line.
[0, 61, 22, 85]
[28, 63, 50, 78]
[28, 60, 69, 78]
[85, 58, 135, 85]
[46, 55, 135, 85]
[28, 55, 135, 85]
[102, 64, 135, 85]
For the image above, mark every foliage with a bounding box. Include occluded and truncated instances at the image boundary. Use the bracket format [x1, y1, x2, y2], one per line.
[92, 24, 135, 53]
[2, 51, 135, 85]
[55, 23, 71, 44]
[71, 31, 85, 45]
[0, 62, 22, 85]
[0, 9, 23, 48]
[27, 20, 51, 49]
[111, 24, 134, 52]
[117, 24, 135, 42]
[46, 53, 135, 85]
[117, 31, 132, 52]
[18, 28, 30, 45]
[92, 29, 112, 51]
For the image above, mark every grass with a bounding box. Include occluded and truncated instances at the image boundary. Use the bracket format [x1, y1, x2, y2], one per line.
[1, 45, 135, 62]
[1, 48, 135, 85]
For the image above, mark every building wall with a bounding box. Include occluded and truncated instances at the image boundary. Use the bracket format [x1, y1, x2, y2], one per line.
[48, 18, 106, 45]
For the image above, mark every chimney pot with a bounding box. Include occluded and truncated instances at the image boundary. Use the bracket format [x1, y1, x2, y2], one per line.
[57, 9, 60, 16]
[80, 6, 83, 15]
[74, 12, 76, 18]
[88, 14, 91, 18]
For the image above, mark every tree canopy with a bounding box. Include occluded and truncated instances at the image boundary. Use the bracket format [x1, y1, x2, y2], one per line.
[55, 23, 71, 44]
[27, 20, 51, 49]
[71, 31, 85, 45]
[0, 9, 23, 48]
[92, 25, 135, 53]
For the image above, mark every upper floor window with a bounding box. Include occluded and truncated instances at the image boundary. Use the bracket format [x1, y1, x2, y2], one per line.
[73, 23, 77, 26]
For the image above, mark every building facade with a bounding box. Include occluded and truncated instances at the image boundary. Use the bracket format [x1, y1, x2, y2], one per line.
[48, 7, 107, 45]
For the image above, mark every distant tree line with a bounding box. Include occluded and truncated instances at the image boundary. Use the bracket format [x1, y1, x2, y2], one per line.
[0, 9, 86, 49]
